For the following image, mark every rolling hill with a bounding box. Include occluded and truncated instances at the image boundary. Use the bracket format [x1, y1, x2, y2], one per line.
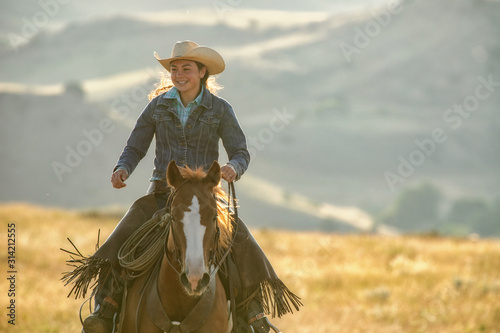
[1, 0, 499, 234]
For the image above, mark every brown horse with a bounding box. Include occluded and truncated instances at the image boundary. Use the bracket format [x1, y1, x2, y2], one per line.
[120, 161, 234, 333]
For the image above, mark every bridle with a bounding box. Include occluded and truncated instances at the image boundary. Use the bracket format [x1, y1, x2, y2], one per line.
[136, 181, 239, 333]
[164, 181, 238, 281]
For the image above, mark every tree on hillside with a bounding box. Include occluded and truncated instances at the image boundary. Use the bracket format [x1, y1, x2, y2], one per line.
[444, 197, 500, 237]
[447, 198, 488, 226]
[379, 183, 442, 232]
[64, 81, 85, 102]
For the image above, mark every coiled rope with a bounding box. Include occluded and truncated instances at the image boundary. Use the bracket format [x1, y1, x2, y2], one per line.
[117, 182, 237, 279]
[117, 209, 171, 278]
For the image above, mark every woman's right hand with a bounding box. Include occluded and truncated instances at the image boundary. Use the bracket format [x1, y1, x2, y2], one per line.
[111, 169, 129, 189]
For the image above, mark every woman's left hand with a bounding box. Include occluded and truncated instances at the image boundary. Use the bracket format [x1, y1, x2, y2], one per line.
[221, 164, 236, 183]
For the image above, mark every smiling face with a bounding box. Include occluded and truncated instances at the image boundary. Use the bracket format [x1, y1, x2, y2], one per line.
[170, 59, 206, 101]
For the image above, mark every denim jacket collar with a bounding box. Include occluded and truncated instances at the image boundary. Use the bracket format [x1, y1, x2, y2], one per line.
[157, 85, 212, 110]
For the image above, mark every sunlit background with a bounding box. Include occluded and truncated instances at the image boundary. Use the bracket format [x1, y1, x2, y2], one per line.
[1, 0, 500, 236]
[2, 1, 500, 332]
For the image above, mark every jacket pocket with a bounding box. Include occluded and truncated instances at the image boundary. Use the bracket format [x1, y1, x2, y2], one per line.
[152, 112, 172, 122]
[199, 114, 221, 128]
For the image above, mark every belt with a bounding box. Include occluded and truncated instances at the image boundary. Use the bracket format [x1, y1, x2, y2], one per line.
[147, 180, 171, 194]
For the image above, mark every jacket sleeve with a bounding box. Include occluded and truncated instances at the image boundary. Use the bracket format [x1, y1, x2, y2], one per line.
[113, 100, 156, 176]
[218, 102, 251, 180]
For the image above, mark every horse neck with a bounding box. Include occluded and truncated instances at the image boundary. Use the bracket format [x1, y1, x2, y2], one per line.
[157, 254, 199, 319]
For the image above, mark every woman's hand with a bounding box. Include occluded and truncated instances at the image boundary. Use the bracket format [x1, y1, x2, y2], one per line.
[221, 164, 236, 183]
[111, 169, 129, 189]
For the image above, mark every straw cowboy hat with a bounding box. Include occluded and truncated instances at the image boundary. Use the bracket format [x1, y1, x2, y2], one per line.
[154, 40, 225, 75]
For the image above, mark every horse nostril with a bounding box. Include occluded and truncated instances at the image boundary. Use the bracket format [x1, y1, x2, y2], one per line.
[180, 272, 189, 288]
[199, 273, 210, 289]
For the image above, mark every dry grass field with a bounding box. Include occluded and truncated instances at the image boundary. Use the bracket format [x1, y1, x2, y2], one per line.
[1, 203, 500, 332]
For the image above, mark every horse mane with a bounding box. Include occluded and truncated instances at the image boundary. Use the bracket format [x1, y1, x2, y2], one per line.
[178, 166, 235, 252]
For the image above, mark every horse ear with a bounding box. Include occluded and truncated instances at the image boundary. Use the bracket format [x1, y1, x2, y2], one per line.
[204, 161, 221, 188]
[167, 161, 184, 188]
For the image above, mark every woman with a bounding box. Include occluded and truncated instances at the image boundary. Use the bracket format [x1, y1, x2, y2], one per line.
[77, 41, 300, 333]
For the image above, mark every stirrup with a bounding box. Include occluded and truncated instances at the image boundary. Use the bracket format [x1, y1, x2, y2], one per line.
[110, 312, 119, 333]
[249, 313, 281, 333]
[81, 312, 118, 333]
[81, 297, 119, 333]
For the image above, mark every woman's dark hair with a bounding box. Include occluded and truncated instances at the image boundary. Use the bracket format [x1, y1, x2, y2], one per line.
[195, 61, 210, 87]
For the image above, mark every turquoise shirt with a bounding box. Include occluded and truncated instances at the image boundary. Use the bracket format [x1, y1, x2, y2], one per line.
[163, 86, 205, 127]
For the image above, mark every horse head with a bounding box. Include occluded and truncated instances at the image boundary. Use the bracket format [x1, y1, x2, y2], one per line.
[166, 160, 221, 296]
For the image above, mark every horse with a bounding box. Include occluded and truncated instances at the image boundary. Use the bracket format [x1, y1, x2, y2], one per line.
[119, 161, 234, 333]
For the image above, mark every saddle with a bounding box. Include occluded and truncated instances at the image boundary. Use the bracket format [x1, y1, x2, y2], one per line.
[117, 208, 246, 332]
[63, 187, 300, 333]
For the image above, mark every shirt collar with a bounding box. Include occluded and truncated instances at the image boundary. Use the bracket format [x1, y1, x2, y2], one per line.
[163, 86, 205, 107]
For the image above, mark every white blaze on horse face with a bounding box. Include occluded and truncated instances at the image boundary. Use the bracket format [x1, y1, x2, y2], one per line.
[182, 195, 206, 290]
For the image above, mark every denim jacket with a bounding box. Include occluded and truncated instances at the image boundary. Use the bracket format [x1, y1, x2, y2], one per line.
[114, 88, 250, 181]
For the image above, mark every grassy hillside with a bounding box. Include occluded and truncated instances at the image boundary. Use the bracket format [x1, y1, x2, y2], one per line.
[1, 0, 500, 236]
[1, 203, 500, 332]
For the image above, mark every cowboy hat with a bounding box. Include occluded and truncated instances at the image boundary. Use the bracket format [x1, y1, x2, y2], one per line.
[154, 40, 225, 75]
